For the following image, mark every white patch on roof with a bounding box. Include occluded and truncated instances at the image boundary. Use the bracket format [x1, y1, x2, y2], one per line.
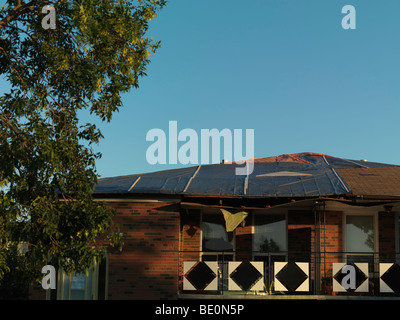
[256, 171, 313, 177]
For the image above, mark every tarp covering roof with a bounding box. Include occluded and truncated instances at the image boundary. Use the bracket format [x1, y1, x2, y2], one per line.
[94, 153, 400, 198]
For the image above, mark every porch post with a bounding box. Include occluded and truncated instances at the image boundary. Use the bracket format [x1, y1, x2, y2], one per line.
[314, 200, 325, 295]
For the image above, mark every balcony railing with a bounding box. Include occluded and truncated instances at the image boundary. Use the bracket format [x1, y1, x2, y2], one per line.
[179, 251, 400, 297]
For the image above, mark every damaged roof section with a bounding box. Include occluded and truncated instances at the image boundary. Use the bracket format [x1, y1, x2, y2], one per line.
[94, 152, 400, 199]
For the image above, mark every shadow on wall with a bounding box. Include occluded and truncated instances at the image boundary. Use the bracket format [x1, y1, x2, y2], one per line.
[108, 202, 180, 300]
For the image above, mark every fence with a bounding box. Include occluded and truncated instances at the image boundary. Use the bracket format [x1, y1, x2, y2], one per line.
[179, 250, 400, 297]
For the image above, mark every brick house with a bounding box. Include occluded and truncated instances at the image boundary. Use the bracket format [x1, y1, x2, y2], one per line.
[32, 153, 400, 299]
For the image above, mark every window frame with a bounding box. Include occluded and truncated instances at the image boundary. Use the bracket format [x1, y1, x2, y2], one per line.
[49, 254, 109, 300]
[200, 208, 236, 262]
[342, 210, 379, 274]
[251, 209, 288, 261]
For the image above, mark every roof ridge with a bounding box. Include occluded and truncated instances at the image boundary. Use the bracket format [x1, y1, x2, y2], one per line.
[252, 152, 331, 164]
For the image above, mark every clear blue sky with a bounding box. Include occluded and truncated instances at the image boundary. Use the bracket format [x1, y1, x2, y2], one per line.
[3, 0, 400, 178]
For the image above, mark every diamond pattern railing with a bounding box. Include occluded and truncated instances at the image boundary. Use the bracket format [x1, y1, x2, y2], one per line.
[183, 261, 217, 291]
[380, 263, 400, 294]
[332, 263, 369, 292]
[229, 261, 263, 291]
[179, 251, 400, 297]
[275, 262, 309, 292]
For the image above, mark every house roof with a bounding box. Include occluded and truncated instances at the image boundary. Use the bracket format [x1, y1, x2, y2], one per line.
[337, 166, 400, 197]
[94, 152, 400, 199]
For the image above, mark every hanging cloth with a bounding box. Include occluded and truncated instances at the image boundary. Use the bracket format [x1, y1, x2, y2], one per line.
[220, 208, 248, 232]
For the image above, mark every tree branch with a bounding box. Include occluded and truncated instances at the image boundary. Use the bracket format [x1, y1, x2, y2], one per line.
[0, 1, 38, 30]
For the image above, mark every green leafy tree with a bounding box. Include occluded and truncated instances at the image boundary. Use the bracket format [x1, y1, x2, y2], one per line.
[0, 0, 165, 297]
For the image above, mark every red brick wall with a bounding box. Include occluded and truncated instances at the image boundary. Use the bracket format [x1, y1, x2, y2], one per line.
[287, 210, 343, 285]
[179, 210, 201, 292]
[319, 211, 343, 286]
[180, 209, 201, 261]
[288, 210, 315, 260]
[321, 211, 342, 253]
[108, 201, 180, 300]
[235, 212, 253, 261]
[379, 211, 396, 261]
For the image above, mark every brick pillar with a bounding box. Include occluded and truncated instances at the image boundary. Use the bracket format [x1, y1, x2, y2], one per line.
[379, 211, 396, 262]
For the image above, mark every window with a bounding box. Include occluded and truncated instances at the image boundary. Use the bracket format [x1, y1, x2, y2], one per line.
[344, 213, 377, 268]
[201, 211, 234, 292]
[201, 211, 234, 262]
[253, 213, 287, 254]
[253, 212, 287, 289]
[346, 215, 375, 253]
[253, 212, 287, 264]
[53, 257, 108, 300]
[61, 271, 95, 300]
